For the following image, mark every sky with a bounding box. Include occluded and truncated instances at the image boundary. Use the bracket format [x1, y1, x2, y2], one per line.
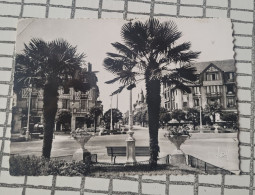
[16, 18, 234, 113]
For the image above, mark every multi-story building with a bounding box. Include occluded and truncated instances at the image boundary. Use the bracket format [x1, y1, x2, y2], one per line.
[12, 64, 102, 133]
[161, 59, 237, 116]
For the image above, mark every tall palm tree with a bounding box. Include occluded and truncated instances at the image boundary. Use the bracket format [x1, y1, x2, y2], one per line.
[103, 18, 200, 168]
[14, 38, 95, 159]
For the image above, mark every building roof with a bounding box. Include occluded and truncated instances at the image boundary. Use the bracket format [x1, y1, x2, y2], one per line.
[190, 59, 235, 74]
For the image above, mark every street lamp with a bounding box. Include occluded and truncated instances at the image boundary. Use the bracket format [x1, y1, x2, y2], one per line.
[110, 95, 113, 132]
[126, 88, 136, 165]
[129, 89, 133, 131]
[25, 84, 32, 141]
[198, 92, 203, 133]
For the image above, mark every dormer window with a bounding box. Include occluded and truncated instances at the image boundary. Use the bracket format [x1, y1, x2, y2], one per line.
[206, 73, 219, 81]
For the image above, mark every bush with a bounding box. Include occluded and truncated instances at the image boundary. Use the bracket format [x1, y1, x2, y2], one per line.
[10, 155, 91, 176]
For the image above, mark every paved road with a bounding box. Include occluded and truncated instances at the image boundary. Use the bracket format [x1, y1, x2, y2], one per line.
[11, 126, 239, 172]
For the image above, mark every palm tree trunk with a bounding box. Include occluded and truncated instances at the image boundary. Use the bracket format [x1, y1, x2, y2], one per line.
[42, 82, 58, 159]
[145, 77, 161, 169]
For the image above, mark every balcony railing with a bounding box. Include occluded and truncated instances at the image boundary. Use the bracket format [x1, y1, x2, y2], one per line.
[73, 108, 88, 113]
[206, 92, 222, 97]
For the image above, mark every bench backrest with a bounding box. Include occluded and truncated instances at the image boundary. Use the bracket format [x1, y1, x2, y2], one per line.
[106, 146, 150, 156]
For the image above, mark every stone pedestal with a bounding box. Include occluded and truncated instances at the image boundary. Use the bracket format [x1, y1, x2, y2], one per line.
[126, 131, 136, 165]
[165, 134, 188, 166]
[170, 149, 186, 165]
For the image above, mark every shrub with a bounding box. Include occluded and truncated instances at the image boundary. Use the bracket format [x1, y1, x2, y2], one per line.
[10, 155, 91, 176]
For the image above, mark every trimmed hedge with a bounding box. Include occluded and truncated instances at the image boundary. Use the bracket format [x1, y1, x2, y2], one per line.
[10, 155, 91, 176]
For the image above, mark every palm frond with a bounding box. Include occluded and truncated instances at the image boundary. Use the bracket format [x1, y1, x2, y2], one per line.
[167, 79, 192, 93]
[103, 57, 126, 74]
[175, 65, 198, 81]
[111, 42, 136, 59]
[105, 77, 121, 84]
[111, 85, 126, 96]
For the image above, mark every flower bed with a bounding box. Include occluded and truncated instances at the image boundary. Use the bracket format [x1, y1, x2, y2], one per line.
[10, 155, 91, 176]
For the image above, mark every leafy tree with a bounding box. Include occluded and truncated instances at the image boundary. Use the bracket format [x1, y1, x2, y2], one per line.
[159, 107, 171, 127]
[84, 114, 94, 128]
[171, 109, 186, 125]
[56, 110, 71, 132]
[89, 106, 103, 133]
[103, 18, 200, 168]
[103, 108, 123, 130]
[204, 101, 223, 124]
[14, 39, 96, 159]
[187, 108, 199, 130]
[221, 112, 238, 128]
[134, 111, 143, 125]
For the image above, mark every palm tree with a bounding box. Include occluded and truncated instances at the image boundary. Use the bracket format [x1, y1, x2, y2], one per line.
[103, 18, 200, 168]
[14, 38, 95, 159]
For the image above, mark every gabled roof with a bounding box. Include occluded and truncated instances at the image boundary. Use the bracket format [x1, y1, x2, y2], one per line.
[190, 59, 235, 74]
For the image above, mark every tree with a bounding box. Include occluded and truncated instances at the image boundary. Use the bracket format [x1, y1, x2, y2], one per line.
[103, 18, 200, 168]
[89, 106, 103, 133]
[171, 109, 186, 125]
[221, 112, 238, 128]
[56, 110, 71, 132]
[186, 108, 199, 130]
[103, 108, 123, 130]
[204, 101, 223, 124]
[159, 107, 171, 127]
[134, 111, 143, 125]
[14, 38, 96, 159]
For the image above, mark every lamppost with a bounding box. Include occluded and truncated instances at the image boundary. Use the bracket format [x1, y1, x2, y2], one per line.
[25, 84, 32, 141]
[126, 88, 136, 165]
[198, 93, 203, 133]
[129, 89, 133, 131]
[110, 95, 113, 132]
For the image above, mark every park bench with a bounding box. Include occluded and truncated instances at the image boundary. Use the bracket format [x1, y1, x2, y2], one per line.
[106, 146, 150, 164]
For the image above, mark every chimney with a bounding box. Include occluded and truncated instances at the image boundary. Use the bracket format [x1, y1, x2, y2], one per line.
[88, 63, 92, 72]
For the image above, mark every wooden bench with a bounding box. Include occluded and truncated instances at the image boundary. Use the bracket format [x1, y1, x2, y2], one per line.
[106, 146, 150, 164]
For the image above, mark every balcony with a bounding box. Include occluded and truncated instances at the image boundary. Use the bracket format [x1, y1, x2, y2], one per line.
[206, 92, 222, 97]
[203, 80, 223, 86]
[226, 91, 235, 96]
[73, 108, 88, 113]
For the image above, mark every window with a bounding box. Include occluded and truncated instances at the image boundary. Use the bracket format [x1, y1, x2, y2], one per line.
[31, 98, 37, 109]
[226, 72, 234, 82]
[207, 86, 222, 94]
[194, 99, 199, 106]
[80, 100, 87, 110]
[206, 73, 219, 81]
[62, 99, 70, 109]
[227, 85, 234, 94]
[194, 87, 200, 94]
[227, 97, 235, 107]
[183, 102, 188, 107]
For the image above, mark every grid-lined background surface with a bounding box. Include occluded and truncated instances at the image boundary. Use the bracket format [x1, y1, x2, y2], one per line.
[0, 0, 253, 194]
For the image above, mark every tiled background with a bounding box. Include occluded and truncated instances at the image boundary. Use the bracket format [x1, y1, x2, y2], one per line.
[0, 0, 254, 194]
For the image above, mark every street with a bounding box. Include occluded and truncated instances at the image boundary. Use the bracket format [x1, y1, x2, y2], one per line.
[11, 126, 239, 173]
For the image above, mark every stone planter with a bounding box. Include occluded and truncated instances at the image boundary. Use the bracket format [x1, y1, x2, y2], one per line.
[71, 130, 93, 163]
[165, 133, 189, 166]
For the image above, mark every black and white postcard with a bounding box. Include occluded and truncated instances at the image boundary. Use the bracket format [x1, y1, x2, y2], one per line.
[10, 18, 239, 176]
